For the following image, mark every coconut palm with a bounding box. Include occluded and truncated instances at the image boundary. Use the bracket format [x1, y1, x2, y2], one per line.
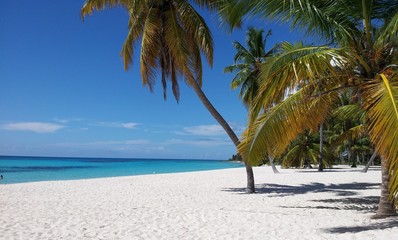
[80, 0, 256, 193]
[231, 0, 398, 217]
[332, 97, 372, 167]
[225, 27, 280, 173]
[224, 27, 275, 106]
[280, 129, 333, 169]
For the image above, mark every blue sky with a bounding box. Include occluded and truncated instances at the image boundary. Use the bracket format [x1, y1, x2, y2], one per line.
[0, 1, 307, 159]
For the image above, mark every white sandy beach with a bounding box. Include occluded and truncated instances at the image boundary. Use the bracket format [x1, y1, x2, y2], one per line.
[1, 166, 397, 240]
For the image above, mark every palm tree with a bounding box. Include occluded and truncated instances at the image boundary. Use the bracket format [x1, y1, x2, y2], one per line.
[332, 94, 370, 167]
[230, 0, 398, 217]
[224, 27, 274, 106]
[280, 129, 333, 169]
[225, 27, 280, 173]
[80, 0, 256, 193]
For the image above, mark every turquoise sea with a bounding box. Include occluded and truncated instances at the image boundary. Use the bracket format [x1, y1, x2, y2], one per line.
[0, 156, 243, 184]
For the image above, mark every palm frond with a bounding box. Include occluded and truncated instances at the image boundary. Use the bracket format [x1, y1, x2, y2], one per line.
[362, 72, 398, 198]
[140, 6, 161, 92]
[376, 11, 398, 47]
[81, 0, 131, 19]
[232, 42, 255, 63]
[281, 145, 302, 168]
[251, 42, 349, 117]
[247, 0, 359, 43]
[333, 104, 366, 123]
[223, 63, 249, 74]
[121, 10, 146, 70]
[333, 124, 368, 145]
[240, 85, 339, 164]
[175, 1, 214, 66]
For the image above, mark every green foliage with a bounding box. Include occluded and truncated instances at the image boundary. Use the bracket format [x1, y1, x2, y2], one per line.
[81, 0, 217, 102]
[224, 27, 277, 106]
[234, 0, 398, 203]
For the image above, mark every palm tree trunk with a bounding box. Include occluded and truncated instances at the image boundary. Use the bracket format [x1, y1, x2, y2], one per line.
[361, 151, 377, 173]
[318, 123, 324, 172]
[375, 158, 396, 218]
[190, 80, 255, 193]
[268, 156, 280, 173]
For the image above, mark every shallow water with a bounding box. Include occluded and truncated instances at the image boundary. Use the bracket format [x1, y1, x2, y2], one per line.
[0, 156, 242, 184]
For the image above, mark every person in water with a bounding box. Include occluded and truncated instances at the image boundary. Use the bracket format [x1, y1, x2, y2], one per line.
[0, 175, 3, 180]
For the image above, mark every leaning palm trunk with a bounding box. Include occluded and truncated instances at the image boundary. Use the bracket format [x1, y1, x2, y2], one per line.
[190, 80, 255, 193]
[375, 158, 397, 218]
[318, 123, 324, 172]
[268, 156, 280, 173]
[81, 0, 255, 193]
[361, 151, 377, 173]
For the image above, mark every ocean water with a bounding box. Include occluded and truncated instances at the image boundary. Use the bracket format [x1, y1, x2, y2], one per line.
[0, 156, 243, 184]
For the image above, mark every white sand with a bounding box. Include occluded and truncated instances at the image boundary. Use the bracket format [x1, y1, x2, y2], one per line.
[1, 166, 397, 240]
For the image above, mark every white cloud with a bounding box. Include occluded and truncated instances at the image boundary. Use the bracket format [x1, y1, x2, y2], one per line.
[2, 122, 65, 133]
[177, 123, 246, 137]
[93, 121, 139, 129]
[166, 138, 232, 147]
[181, 124, 225, 136]
[121, 123, 139, 129]
[52, 139, 149, 147]
[53, 118, 82, 124]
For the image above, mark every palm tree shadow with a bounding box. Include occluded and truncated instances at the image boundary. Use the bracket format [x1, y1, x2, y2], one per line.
[224, 183, 398, 233]
[280, 196, 379, 212]
[324, 219, 398, 233]
[223, 182, 380, 197]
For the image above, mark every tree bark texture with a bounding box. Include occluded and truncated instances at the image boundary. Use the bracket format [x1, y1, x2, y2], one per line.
[375, 158, 396, 218]
[190, 80, 255, 193]
[361, 151, 377, 173]
[269, 156, 280, 174]
[318, 123, 324, 172]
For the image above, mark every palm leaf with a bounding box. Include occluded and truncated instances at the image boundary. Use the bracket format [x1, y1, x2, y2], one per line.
[251, 42, 349, 118]
[140, 6, 161, 92]
[281, 145, 302, 168]
[229, 0, 358, 43]
[333, 104, 366, 123]
[333, 124, 368, 145]
[232, 42, 255, 63]
[376, 11, 398, 47]
[175, 0, 214, 66]
[240, 85, 339, 164]
[223, 63, 249, 74]
[362, 72, 398, 198]
[121, 9, 146, 70]
[81, 0, 131, 19]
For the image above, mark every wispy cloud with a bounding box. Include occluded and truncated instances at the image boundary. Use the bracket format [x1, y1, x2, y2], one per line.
[53, 139, 149, 147]
[176, 123, 245, 137]
[121, 123, 139, 129]
[179, 124, 225, 136]
[93, 121, 140, 129]
[166, 138, 232, 147]
[53, 118, 82, 124]
[1, 122, 65, 133]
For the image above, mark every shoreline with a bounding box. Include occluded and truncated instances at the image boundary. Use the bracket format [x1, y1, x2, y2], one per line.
[1, 166, 397, 239]
[0, 156, 243, 185]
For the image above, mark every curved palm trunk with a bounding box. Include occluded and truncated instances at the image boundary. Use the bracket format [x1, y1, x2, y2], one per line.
[268, 156, 280, 173]
[190, 80, 255, 193]
[361, 151, 377, 173]
[318, 123, 324, 172]
[374, 158, 396, 218]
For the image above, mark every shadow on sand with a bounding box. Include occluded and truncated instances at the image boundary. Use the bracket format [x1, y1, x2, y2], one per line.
[223, 182, 380, 197]
[278, 196, 379, 212]
[223, 182, 398, 233]
[324, 218, 398, 233]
